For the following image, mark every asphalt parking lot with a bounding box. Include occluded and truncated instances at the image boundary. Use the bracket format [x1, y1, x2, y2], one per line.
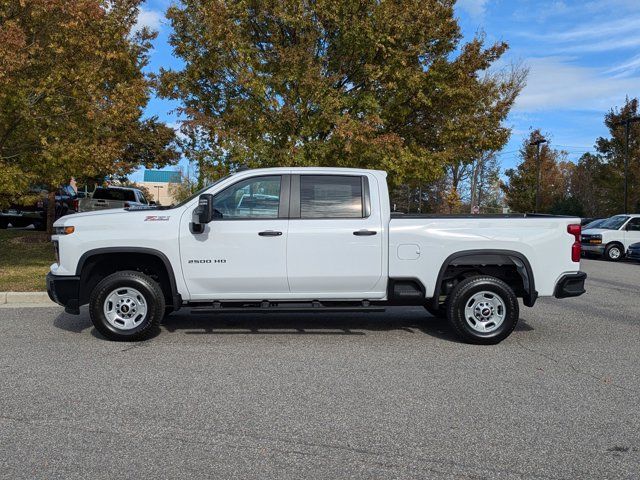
[0, 258, 638, 479]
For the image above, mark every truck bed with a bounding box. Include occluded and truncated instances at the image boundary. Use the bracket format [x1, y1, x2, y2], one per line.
[388, 215, 581, 298]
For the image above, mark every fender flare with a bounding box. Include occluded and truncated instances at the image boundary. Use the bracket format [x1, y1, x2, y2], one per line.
[76, 247, 181, 308]
[431, 249, 537, 308]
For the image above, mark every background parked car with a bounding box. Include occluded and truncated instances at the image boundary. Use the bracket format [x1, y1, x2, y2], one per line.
[0, 185, 78, 230]
[78, 186, 149, 212]
[581, 214, 640, 261]
[627, 242, 640, 261]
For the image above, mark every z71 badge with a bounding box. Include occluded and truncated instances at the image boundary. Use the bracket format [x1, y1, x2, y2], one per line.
[144, 215, 170, 222]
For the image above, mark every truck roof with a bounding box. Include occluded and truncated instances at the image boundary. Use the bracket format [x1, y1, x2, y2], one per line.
[230, 167, 387, 176]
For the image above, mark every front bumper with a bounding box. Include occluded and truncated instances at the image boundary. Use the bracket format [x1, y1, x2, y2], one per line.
[581, 244, 605, 255]
[554, 272, 587, 299]
[46, 272, 81, 314]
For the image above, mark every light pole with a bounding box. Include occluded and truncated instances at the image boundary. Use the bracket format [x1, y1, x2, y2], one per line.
[530, 136, 547, 213]
[154, 185, 162, 205]
[614, 116, 640, 214]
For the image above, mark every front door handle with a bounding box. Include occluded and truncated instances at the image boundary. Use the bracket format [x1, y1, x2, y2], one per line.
[258, 230, 283, 237]
[353, 230, 377, 236]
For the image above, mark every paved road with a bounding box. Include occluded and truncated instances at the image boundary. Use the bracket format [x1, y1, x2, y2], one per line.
[1, 259, 638, 479]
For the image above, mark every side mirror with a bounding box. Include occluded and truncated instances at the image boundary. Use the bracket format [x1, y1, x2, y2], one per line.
[190, 194, 214, 234]
[197, 194, 215, 224]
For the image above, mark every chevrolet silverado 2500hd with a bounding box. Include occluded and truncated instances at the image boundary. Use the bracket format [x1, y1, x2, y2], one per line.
[47, 168, 587, 344]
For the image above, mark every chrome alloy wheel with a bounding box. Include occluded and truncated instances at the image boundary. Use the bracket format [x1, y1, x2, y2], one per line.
[609, 246, 621, 259]
[103, 287, 148, 330]
[464, 291, 506, 333]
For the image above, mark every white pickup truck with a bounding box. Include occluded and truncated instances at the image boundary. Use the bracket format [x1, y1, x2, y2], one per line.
[47, 167, 586, 344]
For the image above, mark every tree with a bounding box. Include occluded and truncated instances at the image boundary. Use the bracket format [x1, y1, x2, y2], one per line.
[564, 98, 640, 217]
[0, 0, 179, 233]
[593, 98, 640, 214]
[169, 168, 199, 204]
[160, 0, 524, 188]
[501, 130, 570, 213]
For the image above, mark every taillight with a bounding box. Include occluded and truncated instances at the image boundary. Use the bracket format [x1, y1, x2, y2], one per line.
[568, 224, 581, 262]
[73, 199, 79, 211]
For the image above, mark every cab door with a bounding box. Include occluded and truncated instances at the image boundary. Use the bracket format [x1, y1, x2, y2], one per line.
[286, 174, 385, 298]
[179, 175, 290, 300]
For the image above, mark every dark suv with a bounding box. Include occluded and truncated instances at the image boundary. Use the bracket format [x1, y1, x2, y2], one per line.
[0, 185, 78, 230]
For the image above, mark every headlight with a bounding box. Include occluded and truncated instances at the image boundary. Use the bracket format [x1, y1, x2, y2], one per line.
[589, 235, 602, 244]
[53, 226, 75, 235]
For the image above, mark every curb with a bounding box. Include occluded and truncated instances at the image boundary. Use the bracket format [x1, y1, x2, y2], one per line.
[0, 291, 58, 307]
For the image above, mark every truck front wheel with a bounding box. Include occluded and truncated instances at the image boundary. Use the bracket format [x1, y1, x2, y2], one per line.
[604, 243, 623, 261]
[446, 276, 519, 345]
[89, 271, 165, 341]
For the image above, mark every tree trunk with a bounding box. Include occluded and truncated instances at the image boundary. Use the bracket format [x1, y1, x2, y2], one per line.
[46, 189, 56, 237]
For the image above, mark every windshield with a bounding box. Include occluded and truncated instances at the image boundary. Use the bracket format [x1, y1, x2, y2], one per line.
[584, 219, 605, 230]
[168, 175, 232, 209]
[598, 215, 629, 230]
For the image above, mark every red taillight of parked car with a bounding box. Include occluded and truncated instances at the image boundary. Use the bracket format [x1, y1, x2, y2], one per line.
[567, 224, 581, 262]
[73, 198, 79, 211]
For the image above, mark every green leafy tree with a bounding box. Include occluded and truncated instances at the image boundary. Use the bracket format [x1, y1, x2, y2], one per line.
[0, 0, 179, 233]
[502, 130, 570, 213]
[160, 0, 524, 187]
[566, 98, 640, 217]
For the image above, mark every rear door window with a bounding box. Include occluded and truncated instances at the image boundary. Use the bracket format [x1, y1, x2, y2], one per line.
[299, 176, 363, 218]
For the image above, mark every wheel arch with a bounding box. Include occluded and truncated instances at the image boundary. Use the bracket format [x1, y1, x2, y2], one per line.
[76, 247, 181, 309]
[431, 249, 537, 309]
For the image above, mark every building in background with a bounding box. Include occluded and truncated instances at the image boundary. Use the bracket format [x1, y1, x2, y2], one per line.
[139, 170, 181, 205]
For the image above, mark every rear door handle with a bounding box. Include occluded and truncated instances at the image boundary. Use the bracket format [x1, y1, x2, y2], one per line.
[258, 230, 283, 237]
[353, 230, 377, 236]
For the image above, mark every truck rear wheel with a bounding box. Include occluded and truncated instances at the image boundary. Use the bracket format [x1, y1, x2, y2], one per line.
[446, 276, 519, 345]
[89, 270, 165, 341]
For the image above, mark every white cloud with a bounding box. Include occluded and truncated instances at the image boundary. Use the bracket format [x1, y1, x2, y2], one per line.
[515, 57, 639, 112]
[456, 0, 489, 19]
[606, 54, 640, 77]
[516, 16, 640, 53]
[134, 8, 163, 32]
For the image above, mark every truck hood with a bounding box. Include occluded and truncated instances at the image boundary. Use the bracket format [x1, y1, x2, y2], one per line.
[581, 228, 608, 235]
[53, 207, 171, 226]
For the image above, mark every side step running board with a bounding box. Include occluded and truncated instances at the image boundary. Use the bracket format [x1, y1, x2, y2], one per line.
[187, 300, 385, 314]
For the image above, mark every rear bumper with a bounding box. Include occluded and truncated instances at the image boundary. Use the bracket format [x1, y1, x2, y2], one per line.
[554, 272, 587, 299]
[46, 272, 81, 314]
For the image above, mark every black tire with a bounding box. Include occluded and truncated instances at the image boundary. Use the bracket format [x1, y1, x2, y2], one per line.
[89, 270, 165, 341]
[446, 275, 519, 345]
[604, 243, 623, 262]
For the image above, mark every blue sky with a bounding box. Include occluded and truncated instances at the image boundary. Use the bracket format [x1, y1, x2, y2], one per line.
[133, 0, 640, 180]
